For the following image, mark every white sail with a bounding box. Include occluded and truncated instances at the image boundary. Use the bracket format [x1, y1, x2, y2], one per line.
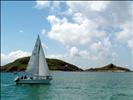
[26, 36, 40, 75]
[39, 43, 50, 76]
[26, 35, 49, 76]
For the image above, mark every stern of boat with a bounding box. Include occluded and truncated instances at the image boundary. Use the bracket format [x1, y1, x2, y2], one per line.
[14, 76, 20, 82]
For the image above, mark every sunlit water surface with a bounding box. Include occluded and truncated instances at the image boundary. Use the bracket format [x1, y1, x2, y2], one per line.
[1, 72, 133, 100]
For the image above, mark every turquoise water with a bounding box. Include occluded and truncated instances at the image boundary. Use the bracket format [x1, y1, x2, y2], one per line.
[1, 72, 133, 100]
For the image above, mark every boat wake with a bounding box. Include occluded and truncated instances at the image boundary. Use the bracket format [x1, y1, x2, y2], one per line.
[1, 83, 15, 87]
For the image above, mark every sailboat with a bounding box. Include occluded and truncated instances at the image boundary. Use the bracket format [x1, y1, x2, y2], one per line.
[14, 35, 52, 84]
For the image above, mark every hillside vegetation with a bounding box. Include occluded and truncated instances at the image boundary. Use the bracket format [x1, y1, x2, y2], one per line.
[1, 56, 83, 72]
[85, 64, 130, 72]
[1, 57, 131, 72]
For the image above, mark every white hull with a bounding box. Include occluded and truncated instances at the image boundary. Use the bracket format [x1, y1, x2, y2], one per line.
[16, 79, 51, 84]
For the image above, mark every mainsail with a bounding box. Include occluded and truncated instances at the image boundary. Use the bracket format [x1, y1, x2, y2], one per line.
[26, 35, 50, 76]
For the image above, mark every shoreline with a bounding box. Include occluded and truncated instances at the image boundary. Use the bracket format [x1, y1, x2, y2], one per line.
[1, 70, 132, 73]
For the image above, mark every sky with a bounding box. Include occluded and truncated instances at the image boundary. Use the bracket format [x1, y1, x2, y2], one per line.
[1, 1, 133, 70]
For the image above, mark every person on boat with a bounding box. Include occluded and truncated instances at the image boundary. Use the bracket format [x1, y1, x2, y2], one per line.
[46, 76, 51, 79]
[21, 76, 23, 79]
[24, 75, 27, 79]
[30, 77, 33, 80]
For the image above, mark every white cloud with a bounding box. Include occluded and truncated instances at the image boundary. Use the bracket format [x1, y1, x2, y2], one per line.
[67, 1, 109, 12]
[112, 52, 118, 61]
[47, 15, 106, 45]
[66, 1, 132, 45]
[117, 22, 131, 41]
[47, 54, 64, 59]
[90, 41, 102, 51]
[37, 1, 132, 49]
[67, 1, 132, 25]
[45, 1, 132, 67]
[73, 12, 86, 24]
[34, 0, 62, 13]
[109, 2, 132, 49]
[128, 39, 133, 48]
[47, 45, 117, 68]
[48, 46, 90, 60]
[69, 46, 79, 57]
[89, 37, 114, 63]
[109, 1, 132, 25]
[66, 46, 90, 60]
[66, 1, 89, 13]
[50, 1, 61, 12]
[35, 1, 132, 68]
[35, 1, 50, 9]
[116, 21, 132, 48]
[66, 1, 110, 27]
[42, 42, 48, 50]
[89, 1, 110, 11]
[79, 50, 89, 58]
[1, 54, 10, 65]
[96, 51, 115, 63]
[1, 50, 31, 65]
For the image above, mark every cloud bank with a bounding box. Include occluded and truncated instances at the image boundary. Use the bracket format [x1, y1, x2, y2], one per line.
[35, 1, 132, 68]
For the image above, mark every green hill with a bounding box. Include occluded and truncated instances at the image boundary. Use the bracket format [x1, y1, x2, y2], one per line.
[85, 63, 131, 72]
[1, 57, 131, 72]
[1, 56, 83, 72]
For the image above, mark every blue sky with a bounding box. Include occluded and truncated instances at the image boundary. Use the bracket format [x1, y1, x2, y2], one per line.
[1, 1, 133, 69]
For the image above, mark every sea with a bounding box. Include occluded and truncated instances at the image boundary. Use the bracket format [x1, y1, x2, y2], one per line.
[1, 72, 133, 100]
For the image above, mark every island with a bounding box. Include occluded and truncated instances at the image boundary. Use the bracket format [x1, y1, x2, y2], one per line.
[1, 56, 131, 72]
[85, 63, 131, 72]
[1, 56, 83, 72]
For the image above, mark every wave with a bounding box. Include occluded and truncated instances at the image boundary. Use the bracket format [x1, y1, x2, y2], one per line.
[1, 83, 15, 87]
[110, 93, 131, 100]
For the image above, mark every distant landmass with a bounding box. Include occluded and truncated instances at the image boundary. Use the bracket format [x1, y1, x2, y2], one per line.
[0, 56, 83, 72]
[1, 56, 131, 72]
[85, 63, 131, 72]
